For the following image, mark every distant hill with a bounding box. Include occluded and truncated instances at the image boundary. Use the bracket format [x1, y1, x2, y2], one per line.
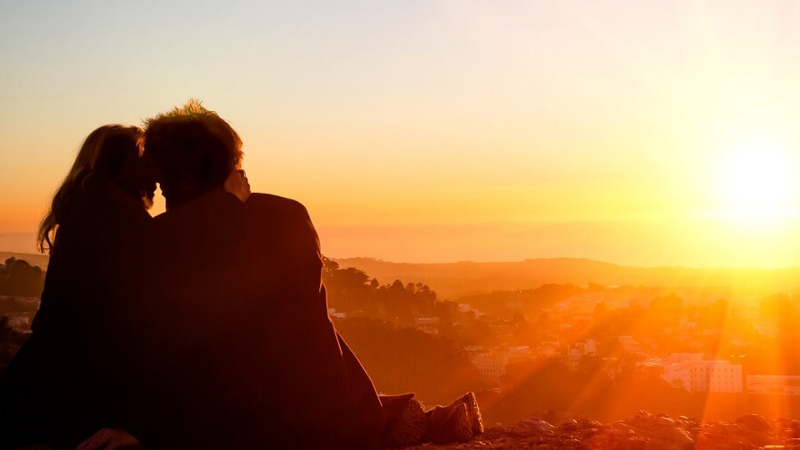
[3, 245, 798, 300]
[0, 252, 48, 269]
[333, 257, 800, 299]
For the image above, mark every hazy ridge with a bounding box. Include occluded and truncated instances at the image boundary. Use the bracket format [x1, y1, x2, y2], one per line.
[333, 257, 800, 299]
[0, 252, 48, 269]
[3, 247, 799, 300]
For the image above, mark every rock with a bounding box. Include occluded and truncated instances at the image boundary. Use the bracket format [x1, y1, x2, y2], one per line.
[736, 414, 774, 433]
[610, 422, 637, 435]
[560, 418, 583, 432]
[643, 426, 693, 450]
[703, 422, 729, 436]
[577, 418, 603, 430]
[655, 416, 677, 427]
[587, 428, 647, 450]
[791, 420, 800, 438]
[510, 418, 555, 437]
[784, 439, 800, 448]
[403, 413, 791, 450]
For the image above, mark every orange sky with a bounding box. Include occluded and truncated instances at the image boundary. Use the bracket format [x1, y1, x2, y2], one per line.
[2, 1, 800, 266]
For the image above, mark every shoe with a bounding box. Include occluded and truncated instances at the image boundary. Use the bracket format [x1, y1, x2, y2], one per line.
[457, 391, 484, 436]
[426, 402, 474, 444]
[382, 398, 429, 448]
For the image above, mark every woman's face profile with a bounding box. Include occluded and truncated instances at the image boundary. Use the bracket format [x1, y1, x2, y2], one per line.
[117, 143, 157, 210]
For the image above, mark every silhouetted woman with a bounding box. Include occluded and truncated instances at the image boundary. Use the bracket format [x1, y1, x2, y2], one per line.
[0, 125, 155, 450]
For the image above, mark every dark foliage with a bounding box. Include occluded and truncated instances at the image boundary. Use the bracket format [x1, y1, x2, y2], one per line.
[0, 258, 45, 297]
[335, 317, 486, 406]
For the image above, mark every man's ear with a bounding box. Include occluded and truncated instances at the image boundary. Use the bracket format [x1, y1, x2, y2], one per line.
[224, 169, 251, 203]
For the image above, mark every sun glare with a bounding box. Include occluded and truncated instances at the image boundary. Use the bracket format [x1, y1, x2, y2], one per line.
[718, 141, 797, 214]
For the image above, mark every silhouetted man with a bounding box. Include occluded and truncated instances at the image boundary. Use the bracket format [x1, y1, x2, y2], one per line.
[135, 101, 384, 450]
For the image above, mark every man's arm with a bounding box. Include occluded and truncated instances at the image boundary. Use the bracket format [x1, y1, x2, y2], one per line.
[265, 199, 384, 449]
[75, 428, 140, 450]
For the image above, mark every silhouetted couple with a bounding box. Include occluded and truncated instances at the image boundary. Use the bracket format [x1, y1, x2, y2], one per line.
[0, 101, 483, 450]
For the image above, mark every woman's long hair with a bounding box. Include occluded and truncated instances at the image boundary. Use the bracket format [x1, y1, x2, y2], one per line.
[37, 125, 144, 254]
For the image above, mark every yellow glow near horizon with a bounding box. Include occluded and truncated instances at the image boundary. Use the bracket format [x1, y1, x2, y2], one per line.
[8, 2, 800, 267]
[717, 140, 797, 219]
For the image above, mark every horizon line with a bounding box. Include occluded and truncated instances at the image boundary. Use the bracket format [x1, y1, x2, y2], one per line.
[330, 255, 800, 272]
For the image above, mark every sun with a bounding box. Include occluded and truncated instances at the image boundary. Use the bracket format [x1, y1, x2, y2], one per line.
[717, 140, 797, 213]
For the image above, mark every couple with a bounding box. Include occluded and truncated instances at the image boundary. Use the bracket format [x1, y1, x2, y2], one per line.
[0, 101, 483, 450]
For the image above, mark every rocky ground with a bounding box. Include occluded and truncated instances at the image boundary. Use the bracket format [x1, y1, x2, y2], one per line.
[404, 411, 800, 450]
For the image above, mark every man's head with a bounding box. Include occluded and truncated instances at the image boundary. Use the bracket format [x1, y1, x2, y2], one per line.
[144, 99, 243, 209]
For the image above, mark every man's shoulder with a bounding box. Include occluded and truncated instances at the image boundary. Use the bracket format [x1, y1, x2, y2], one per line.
[154, 190, 243, 225]
[246, 193, 306, 211]
[245, 193, 310, 221]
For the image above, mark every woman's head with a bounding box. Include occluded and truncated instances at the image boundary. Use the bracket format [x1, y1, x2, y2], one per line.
[37, 125, 154, 253]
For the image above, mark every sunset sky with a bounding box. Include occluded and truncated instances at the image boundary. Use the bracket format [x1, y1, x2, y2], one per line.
[2, 1, 800, 266]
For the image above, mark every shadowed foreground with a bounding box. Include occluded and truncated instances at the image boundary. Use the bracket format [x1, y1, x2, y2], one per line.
[404, 411, 800, 450]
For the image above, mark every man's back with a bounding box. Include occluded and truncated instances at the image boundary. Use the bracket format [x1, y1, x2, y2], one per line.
[146, 190, 384, 450]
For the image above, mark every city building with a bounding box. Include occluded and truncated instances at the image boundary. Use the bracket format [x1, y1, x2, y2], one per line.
[469, 350, 510, 384]
[327, 308, 347, 319]
[618, 335, 644, 354]
[537, 340, 561, 357]
[508, 345, 532, 363]
[566, 339, 599, 371]
[661, 353, 743, 393]
[747, 375, 800, 396]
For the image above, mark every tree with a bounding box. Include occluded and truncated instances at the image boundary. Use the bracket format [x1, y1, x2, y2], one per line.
[0, 258, 45, 297]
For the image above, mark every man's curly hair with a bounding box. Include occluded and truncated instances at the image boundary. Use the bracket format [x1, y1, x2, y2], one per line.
[144, 99, 243, 207]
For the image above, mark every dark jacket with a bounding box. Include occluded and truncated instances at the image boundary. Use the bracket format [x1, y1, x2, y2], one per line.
[145, 190, 384, 450]
[0, 177, 152, 450]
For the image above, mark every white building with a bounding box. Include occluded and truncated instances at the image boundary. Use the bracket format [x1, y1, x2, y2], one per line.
[747, 375, 800, 396]
[572, 339, 597, 356]
[458, 303, 482, 317]
[508, 345, 532, 363]
[537, 340, 561, 357]
[566, 339, 599, 371]
[661, 353, 743, 393]
[469, 350, 510, 384]
[618, 335, 644, 354]
[6, 315, 30, 329]
[327, 308, 347, 319]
